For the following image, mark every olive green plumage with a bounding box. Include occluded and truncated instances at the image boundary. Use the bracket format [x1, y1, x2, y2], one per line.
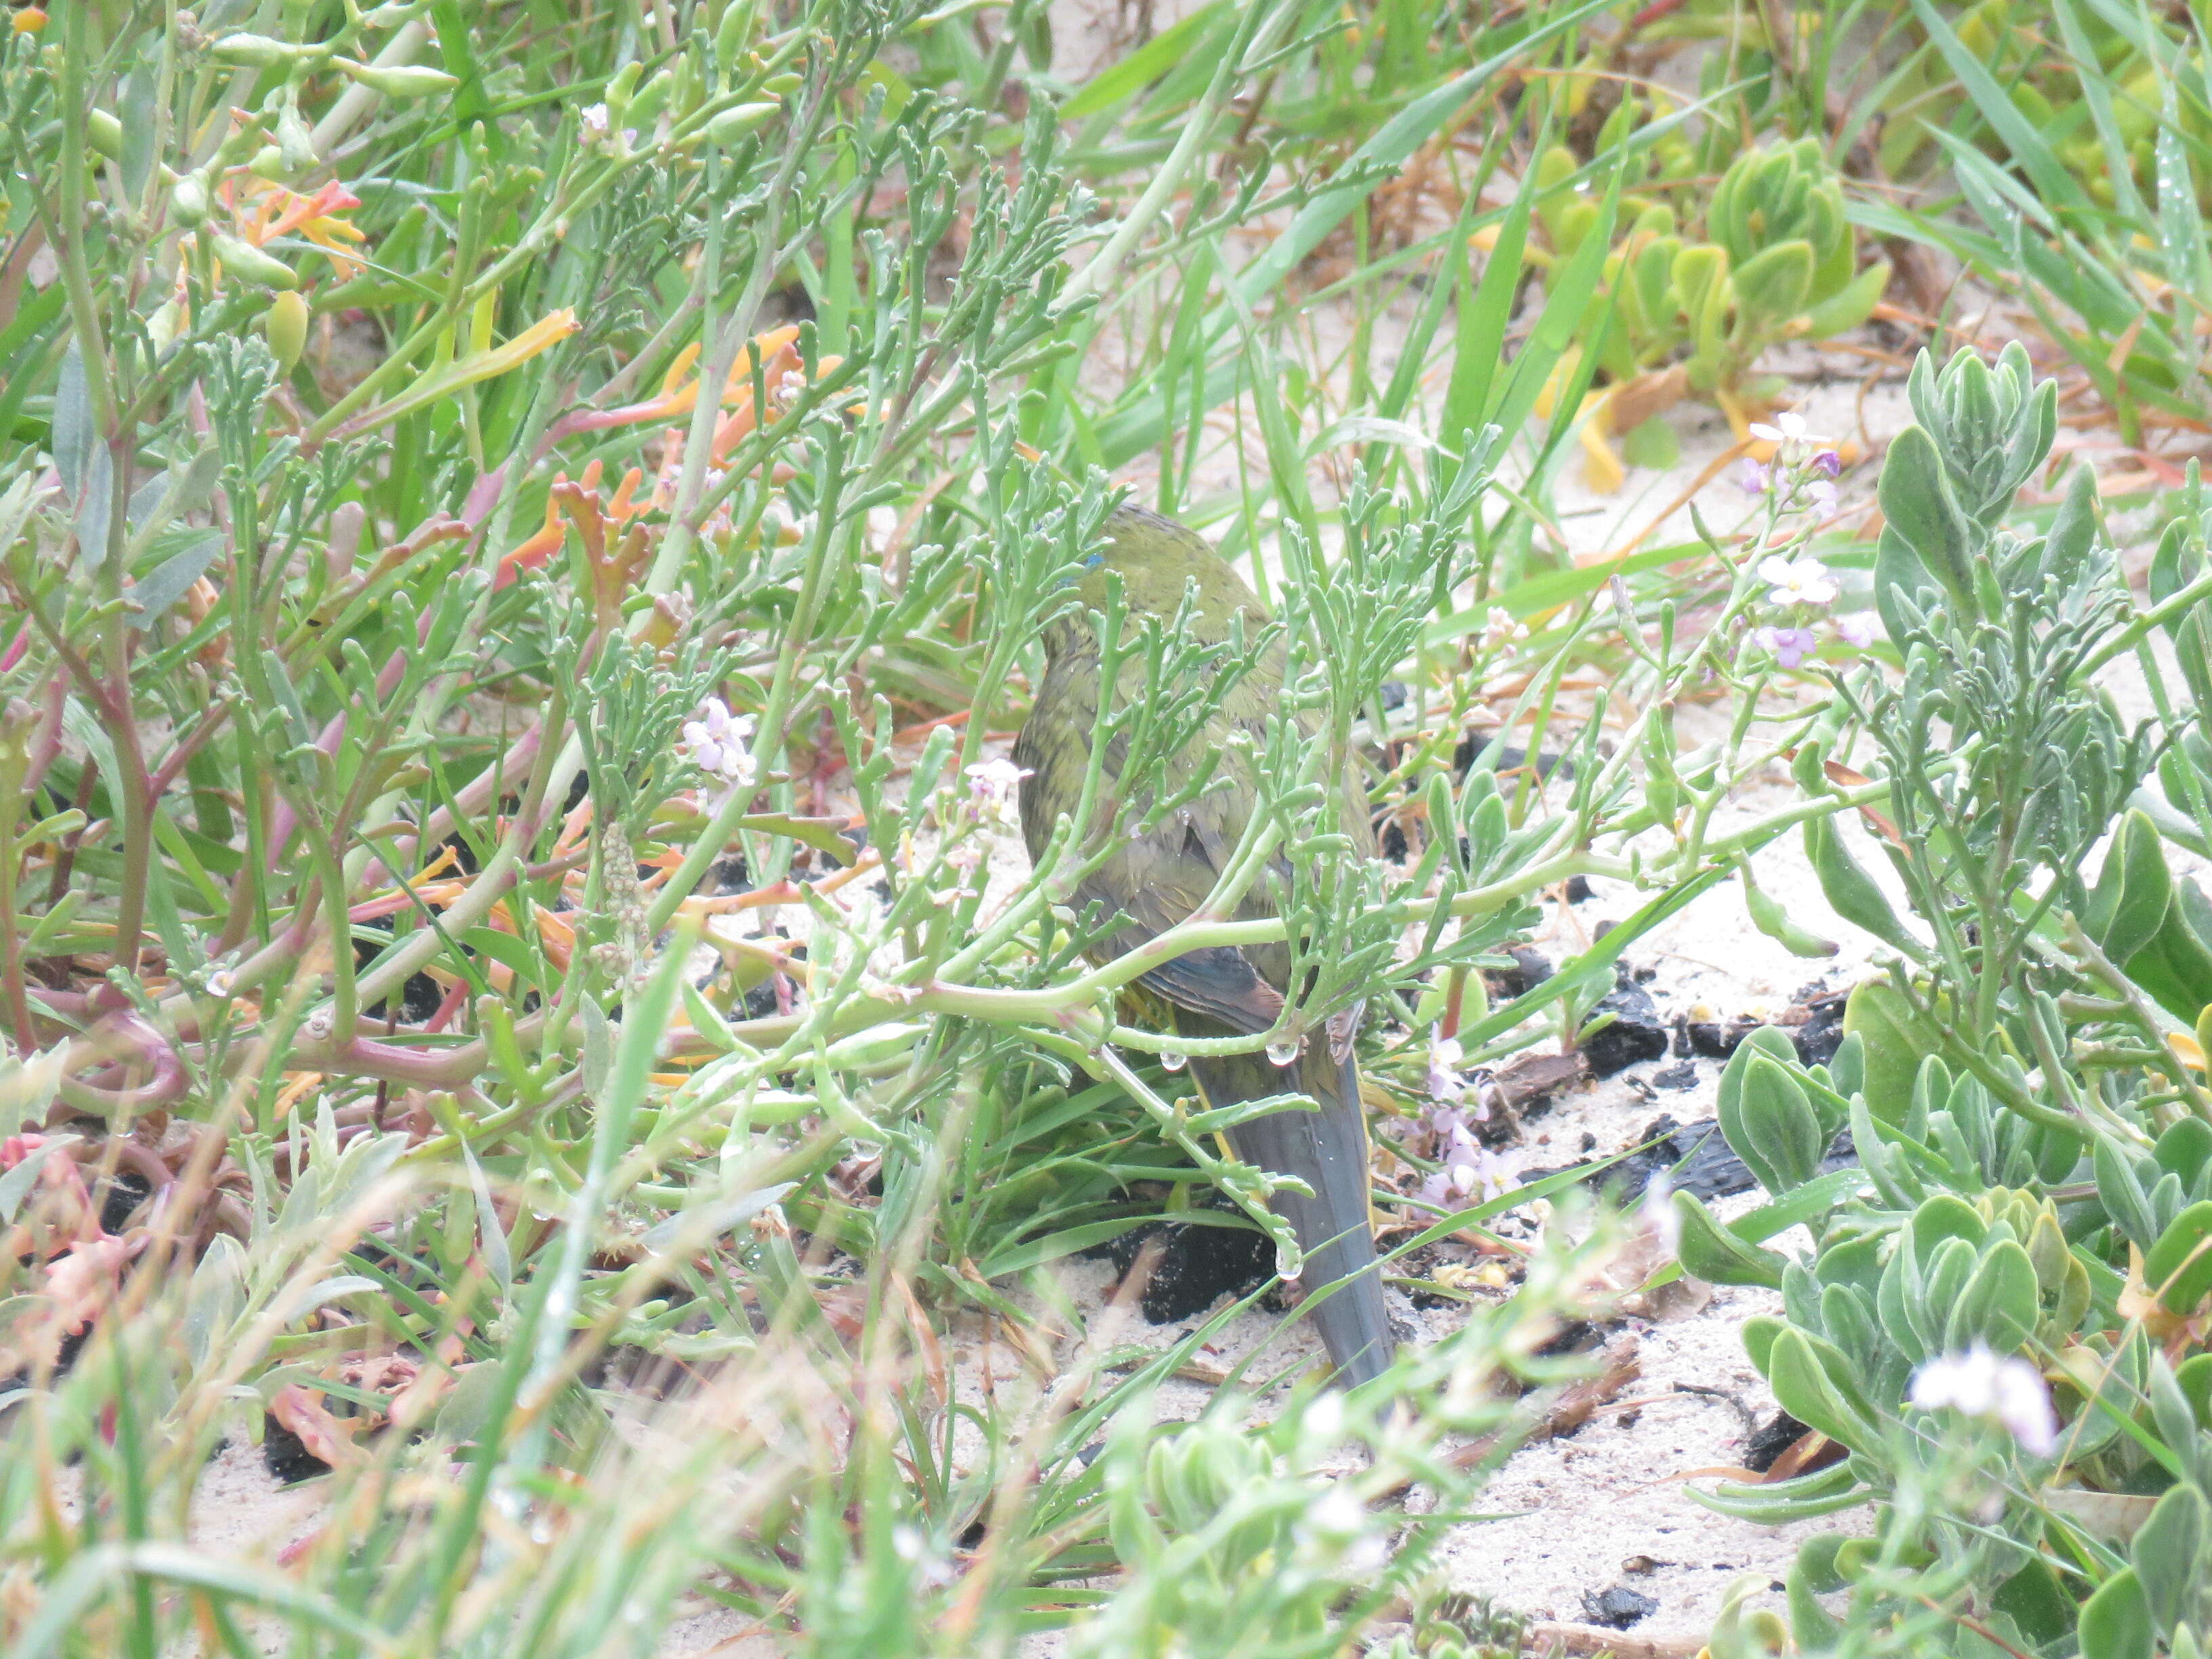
[1012, 503, 1393, 1387]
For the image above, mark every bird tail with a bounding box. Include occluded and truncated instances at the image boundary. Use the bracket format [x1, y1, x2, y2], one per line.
[1193, 1041, 1393, 1388]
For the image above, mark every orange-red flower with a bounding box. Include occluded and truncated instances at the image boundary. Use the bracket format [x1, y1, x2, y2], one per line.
[221, 176, 369, 279]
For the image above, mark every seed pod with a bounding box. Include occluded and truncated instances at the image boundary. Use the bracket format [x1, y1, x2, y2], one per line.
[1803, 813, 1917, 954]
[336, 60, 459, 96]
[714, 0, 757, 68]
[209, 31, 298, 66]
[88, 109, 123, 158]
[705, 100, 779, 144]
[211, 233, 300, 290]
[264, 290, 309, 372]
[1740, 860, 1837, 959]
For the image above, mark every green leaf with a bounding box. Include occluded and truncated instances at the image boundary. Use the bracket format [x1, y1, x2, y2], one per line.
[1841, 981, 1927, 1125]
[1673, 1190, 1787, 1288]
[1946, 1238, 2039, 1353]
[1689, 1459, 1869, 1525]
[1765, 1328, 1879, 1453]
[1877, 425, 1976, 605]
[2099, 810, 2175, 967]
[1801, 258, 1888, 340]
[2144, 1202, 2212, 1315]
[1730, 240, 1814, 330]
[2076, 1568, 2155, 1659]
[2129, 1483, 2207, 1635]
[127, 529, 224, 628]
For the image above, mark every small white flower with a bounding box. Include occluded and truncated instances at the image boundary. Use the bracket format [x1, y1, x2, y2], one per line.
[1759, 554, 1838, 608]
[1835, 612, 1878, 650]
[1909, 1345, 2059, 1458]
[1482, 606, 1528, 649]
[1748, 411, 1811, 446]
[579, 102, 611, 140]
[205, 970, 234, 999]
[1303, 1487, 1368, 1542]
[963, 757, 1031, 827]
[1641, 1169, 1680, 1254]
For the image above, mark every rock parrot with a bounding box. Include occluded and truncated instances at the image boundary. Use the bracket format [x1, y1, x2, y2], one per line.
[1013, 502, 1393, 1387]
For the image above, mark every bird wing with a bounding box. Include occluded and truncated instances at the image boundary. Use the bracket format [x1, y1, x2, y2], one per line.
[1075, 802, 1286, 1034]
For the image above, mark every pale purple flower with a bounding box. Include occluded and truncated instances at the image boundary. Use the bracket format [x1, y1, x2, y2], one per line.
[1754, 625, 1818, 668]
[1759, 554, 1838, 608]
[682, 699, 757, 796]
[1427, 1034, 1469, 1103]
[1835, 612, 1879, 649]
[1811, 449, 1842, 479]
[1908, 1345, 2059, 1458]
[1805, 478, 1839, 514]
[1739, 459, 1771, 495]
[1417, 1145, 1514, 1208]
[963, 757, 1031, 827]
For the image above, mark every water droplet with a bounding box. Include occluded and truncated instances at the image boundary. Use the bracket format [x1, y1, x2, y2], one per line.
[1267, 1039, 1300, 1067]
[1161, 1050, 1187, 1072]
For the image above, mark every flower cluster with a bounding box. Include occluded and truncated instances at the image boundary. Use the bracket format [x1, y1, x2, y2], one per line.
[681, 698, 757, 806]
[1739, 411, 1841, 513]
[1733, 413, 1881, 666]
[1414, 1037, 1514, 1209]
[962, 757, 1029, 831]
[1908, 1344, 2060, 1458]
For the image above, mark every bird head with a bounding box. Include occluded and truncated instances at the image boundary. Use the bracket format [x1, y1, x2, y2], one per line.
[1045, 503, 1269, 657]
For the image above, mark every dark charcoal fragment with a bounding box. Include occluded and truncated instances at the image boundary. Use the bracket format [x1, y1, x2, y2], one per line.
[1563, 874, 1593, 903]
[1652, 1061, 1699, 1091]
[1380, 818, 1410, 863]
[1675, 1012, 1763, 1059]
[1089, 1218, 1275, 1324]
[1743, 1410, 1814, 1475]
[1531, 1319, 1611, 1360]
[1580, 970, 1669, 1076]
[263, 1414, 333, 1484]
[1522, 1115, 1752, 1204]
[1790, 991, 1849, 1067]
[563, 768, 592, 813]
[1488, 1050, 1587, 1130]
[1581, 1585, 1660, 1629]
[353, 917, 444, 1024]
[1483, 945, 1555, 1002]
[1453, 732, 1576, 781]
[1379, 680, 1409, 710]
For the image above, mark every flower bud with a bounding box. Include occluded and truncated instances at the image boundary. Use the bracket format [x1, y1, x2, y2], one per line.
[146, 299, 185, 356]
[264, 289, 309, 372]
[170, 173, 210, 226]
